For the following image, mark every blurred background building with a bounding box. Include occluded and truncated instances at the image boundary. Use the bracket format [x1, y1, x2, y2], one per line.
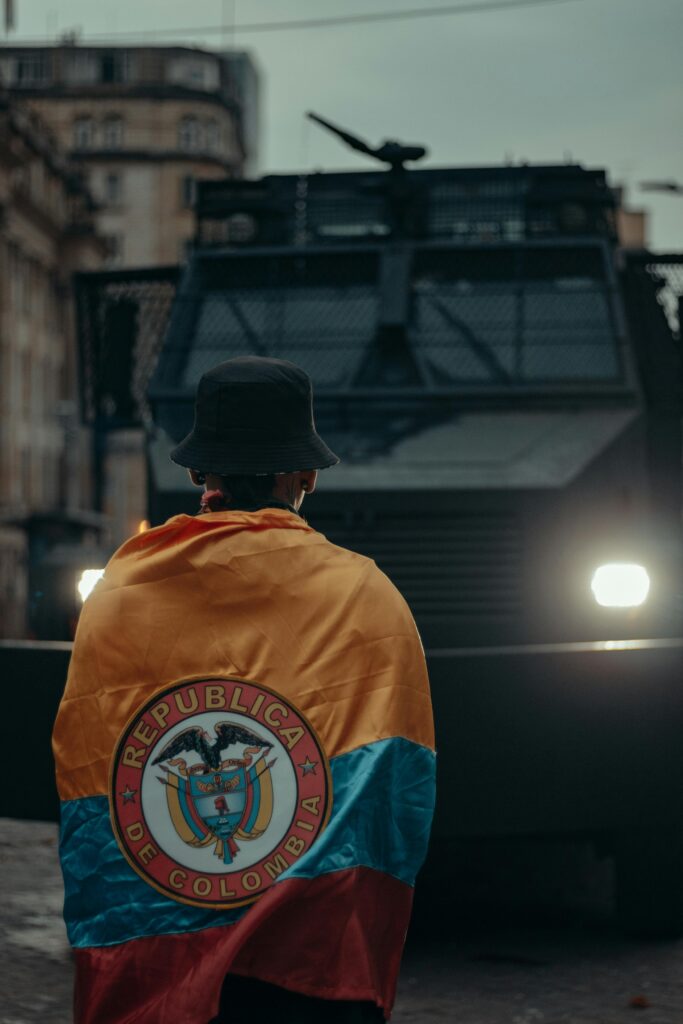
[0, 93, 103, 637]
[0, 43, 259, 267]
[0, 44, 259, 620]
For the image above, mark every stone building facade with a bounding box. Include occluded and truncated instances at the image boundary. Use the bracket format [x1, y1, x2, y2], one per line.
[0, 45, 258, 267]
[0, 97, 104, 638]
[0, 46, 258, 567]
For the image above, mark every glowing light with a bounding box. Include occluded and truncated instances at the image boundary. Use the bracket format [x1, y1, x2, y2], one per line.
[77, 569, 105, 603]
[590, 563, 650, 608]
[137, 519, 150, 534]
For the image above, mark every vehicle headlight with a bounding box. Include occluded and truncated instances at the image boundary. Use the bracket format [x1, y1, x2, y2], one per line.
[77, 568, 105, 603]
[590, 563, 650, 607]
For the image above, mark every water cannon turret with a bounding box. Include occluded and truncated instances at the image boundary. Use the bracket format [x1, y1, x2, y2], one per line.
[306, 111, 427, 170]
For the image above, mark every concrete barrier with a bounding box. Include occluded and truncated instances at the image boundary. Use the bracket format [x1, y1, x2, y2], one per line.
[0, 641, 71, 822]
[429, 638, 683, 839]
[3, 638, 683, 838]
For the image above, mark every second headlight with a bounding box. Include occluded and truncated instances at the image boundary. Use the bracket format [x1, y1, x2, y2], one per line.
[590, 563, 650, 608]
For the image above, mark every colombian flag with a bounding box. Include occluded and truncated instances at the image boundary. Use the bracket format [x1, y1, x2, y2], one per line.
[53, 508, 435, 1022]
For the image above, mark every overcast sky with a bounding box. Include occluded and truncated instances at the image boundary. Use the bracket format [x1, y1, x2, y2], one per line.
[11, 0, 683, 249]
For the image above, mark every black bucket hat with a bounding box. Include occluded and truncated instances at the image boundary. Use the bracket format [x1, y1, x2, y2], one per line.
[170, 356, 339, 475]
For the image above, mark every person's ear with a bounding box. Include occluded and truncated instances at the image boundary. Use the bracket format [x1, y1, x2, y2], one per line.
[300, 470, 318, 495]
[189, 469, 206, 487]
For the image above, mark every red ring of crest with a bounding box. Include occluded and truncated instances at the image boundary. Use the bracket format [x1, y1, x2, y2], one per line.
[109, 676, 332, 909]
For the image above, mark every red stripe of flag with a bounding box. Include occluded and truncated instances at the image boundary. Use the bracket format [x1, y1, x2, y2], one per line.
[74, 866, 411, 1023]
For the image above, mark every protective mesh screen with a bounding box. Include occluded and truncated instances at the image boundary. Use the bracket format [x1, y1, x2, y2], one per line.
[414, 278, 617, 383]
[162, 244, 622, 391]
[182, 284, 377, 388]
[76, 268, 179, 425]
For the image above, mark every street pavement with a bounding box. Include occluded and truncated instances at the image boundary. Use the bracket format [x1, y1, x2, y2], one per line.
[2, 818, 682, 1024]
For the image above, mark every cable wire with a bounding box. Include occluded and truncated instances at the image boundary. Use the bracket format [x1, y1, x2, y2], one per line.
[11, 0, 593, 43]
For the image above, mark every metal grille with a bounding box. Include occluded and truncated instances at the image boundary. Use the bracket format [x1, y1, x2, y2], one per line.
[155, 250, 380, 395]
[183, 283, 378, 388]
[76, 267, 179, 425]
[156, 243, 623, 397]
[413, 275, 618, 383]
[195, 165, 615, 249]
[313, 510, 524, 619]
[305, 188, 388, 241]
[428, 181, 525, 240]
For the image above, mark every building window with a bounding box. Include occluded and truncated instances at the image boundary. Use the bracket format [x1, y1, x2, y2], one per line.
[8, 244, 20, 310]
[205, 119, 220, 152]
[32, 359, 43, 419]
[73, 116, 95, 149]
[66, 52, 98, 84]
[103, 234, 123, 267]
[45, 453, 57, 507]
[166, 56, 220, 92]
[102, 116, 124, 149]
[100, 51, 129, 84]
[21, 449, 31, 505]
[21, 351, 31, 413]
[33, 263, 46, 322]
[32, 449, 43, 507]
[15, 53, 49, 85]
[29, 159, 45, 201]
[11, 252, 31, 316]
[104, 172, 122, 205]
[180, 175, 196, 209]
[178, 116, 202, 152]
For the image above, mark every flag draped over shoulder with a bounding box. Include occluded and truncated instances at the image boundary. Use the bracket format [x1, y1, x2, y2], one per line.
[53, 508, 435, 1024]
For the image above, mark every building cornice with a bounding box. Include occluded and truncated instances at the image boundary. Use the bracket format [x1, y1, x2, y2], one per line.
[1, 43, 246, 59]
[0, 105, 97, 226]
[70, 147, 239, 170]
[2, 189, 66, 240]
[0, 99, 73, 183]
[8, 84, 239, 113]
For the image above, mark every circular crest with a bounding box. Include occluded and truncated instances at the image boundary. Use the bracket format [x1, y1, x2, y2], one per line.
[109, 677, 332, 909]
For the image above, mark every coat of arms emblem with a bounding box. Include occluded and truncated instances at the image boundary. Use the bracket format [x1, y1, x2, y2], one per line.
[154, 722, 276, 865]
[110, 677, 332, 909]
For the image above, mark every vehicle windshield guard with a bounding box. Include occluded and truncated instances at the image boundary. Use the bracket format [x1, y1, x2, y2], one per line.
[153, 239, 633, 400]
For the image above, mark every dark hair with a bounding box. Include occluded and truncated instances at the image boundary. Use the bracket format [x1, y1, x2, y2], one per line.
[195, 471, 302, 516]
[215, 474, 277, 510]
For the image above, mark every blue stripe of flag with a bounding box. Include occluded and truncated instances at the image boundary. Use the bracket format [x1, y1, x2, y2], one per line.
[59, 736, 436, 949]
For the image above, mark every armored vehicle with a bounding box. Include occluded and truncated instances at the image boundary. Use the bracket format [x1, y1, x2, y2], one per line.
[75, 120, 683, 933]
